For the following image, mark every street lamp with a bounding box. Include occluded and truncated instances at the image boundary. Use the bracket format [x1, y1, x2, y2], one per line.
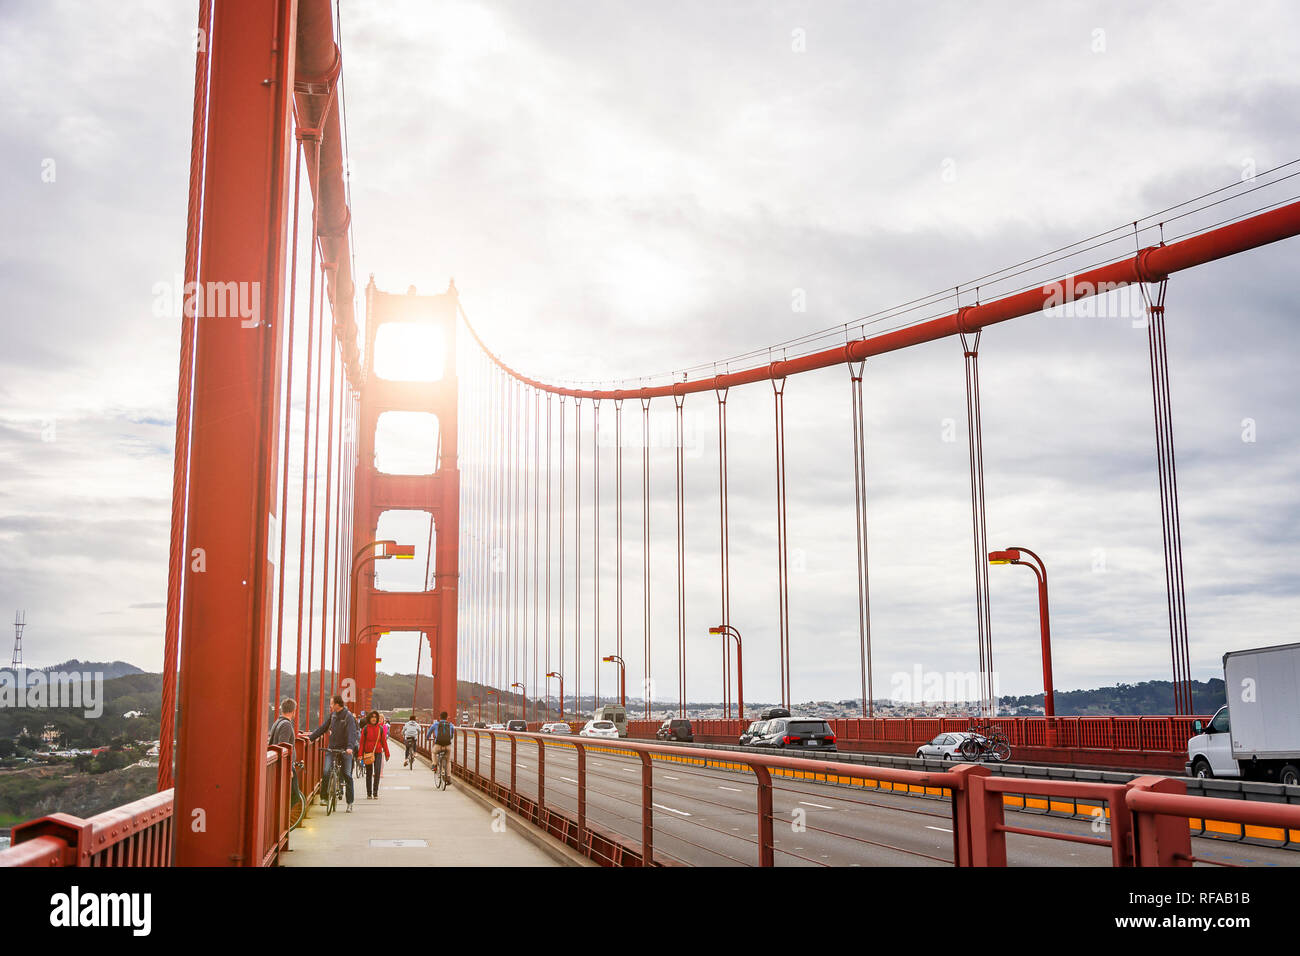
[350, 540, 415, 644]
[546, 671, 563, 720]
[485, 689, 500, 723]
[708, 625, 744, 721]
[510, 682, 525, 721]
[988, 546, 1056, 721]
[601, 655, 626, 708]
[470, 694, 481, 722]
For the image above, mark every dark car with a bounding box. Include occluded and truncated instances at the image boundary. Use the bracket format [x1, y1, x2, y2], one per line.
[472, 720, 488, 729]
[739, 720, 769, 746]
[759, 707, 791, 721]
[656, 718, 694, 742]
[749, 718, 836, 752]
[505, 719, 527, 732]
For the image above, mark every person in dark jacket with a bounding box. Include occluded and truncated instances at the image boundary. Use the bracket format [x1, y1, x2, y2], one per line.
[359, 710, 390, 799]
[268, 698, 301, 810]
[309, 695, 360, 811]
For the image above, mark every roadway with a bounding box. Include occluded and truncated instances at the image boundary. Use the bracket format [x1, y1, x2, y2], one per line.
[461, 735, 1300, 867]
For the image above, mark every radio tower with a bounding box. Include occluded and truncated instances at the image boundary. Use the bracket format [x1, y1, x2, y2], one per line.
[10, 610, 25, 671]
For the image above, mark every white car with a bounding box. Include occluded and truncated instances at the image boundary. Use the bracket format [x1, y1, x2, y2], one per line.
[487, 723, 506, 731]
[915, 732, 977, 760]
[540, 722, 572, 735]
[579, 719, 619, 739]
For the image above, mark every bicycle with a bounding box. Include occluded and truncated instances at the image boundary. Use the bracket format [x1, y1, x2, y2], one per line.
[288, 759, 307, 829]
[433, 746, 450, 790]
[324, 748, 350, 816]
[403, 737, 417, 770]
[959, 725, 1011, 762]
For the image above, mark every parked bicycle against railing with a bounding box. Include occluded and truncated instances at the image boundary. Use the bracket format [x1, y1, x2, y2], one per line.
[960, 725, 1012, 762]
[288, 760, 307, 829]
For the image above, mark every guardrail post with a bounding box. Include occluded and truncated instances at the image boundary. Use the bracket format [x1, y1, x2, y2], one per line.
[537, 739, 546, 813]
[509, 734, 517, 808]
[575, 742, 587, 850]
[1128, 775, 1192, 866]
[638, 750, 653, 866]
[473, 730, 481, 779]
[490, 733, 497, 795]
[948, 763, 1003, 866]
[752, 764, 775, 866]
[10, 813, 91, 867]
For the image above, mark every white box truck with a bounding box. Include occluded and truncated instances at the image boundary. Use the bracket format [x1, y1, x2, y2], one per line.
[1186, 642, 1300, 785]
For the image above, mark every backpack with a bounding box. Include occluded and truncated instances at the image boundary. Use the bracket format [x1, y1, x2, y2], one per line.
[434, 720, 453, 746]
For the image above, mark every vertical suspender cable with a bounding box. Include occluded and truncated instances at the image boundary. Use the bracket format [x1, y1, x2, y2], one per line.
[545, 393, 553, 719]
[317, 334, 338, 722]
[674, 393, 687, 717]
[716, 387, 731, 718]
[593, 398, 601, 708]
[1141, 278, 1193, 714]
[772, 377, 791, 708]
[574, 398, 583, 716]
[160, 0, 211, 792]
[615, 399, 624, 694]
[534, 388, 541, 720]
[641, 397, 651, 720]
[558, 396, 566, 713]
[305, 260, 328, 725]
[849, 361, 874, 717]
[294, 133, 324, 718]
[961, 328, 995, 720]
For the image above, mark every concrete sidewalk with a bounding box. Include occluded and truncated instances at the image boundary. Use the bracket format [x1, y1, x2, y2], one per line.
[281, 751, 567, 867]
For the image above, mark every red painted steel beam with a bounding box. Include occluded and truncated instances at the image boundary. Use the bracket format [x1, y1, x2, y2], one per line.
[293, 0, 361, 388]
[173, 0, 297, 867]
[466, 200, 1300, 399]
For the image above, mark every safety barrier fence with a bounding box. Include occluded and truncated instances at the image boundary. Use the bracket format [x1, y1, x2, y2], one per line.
[451, 729, 1300, 867]
[0, 735, 327, 868]
[624, 714, 1210, 753]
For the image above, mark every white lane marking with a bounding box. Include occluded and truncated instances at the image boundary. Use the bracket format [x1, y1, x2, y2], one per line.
[653, 802, 692, 817]
[623, 768, 636, 773]
[718, 786, 742, 792]
[798, 801, 832, 810]
[926, 825, 953, 833]
[560, 776, 578, 783]
[663, 775, 680, 780]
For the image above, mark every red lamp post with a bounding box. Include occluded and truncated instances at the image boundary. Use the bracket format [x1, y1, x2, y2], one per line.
[470, 694, 481, 722]
[708, 625, 744, 721]
[485, 689, 500, 723]
[547, 671, 563, 720]
[350, 540, 415, 644]
[510, 682, 525, 721]
[602, 655, 626, 708]
[989, 546, 1056, 739]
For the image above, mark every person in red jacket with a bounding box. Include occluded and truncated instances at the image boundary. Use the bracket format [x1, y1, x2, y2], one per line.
[359, 710, 390, 799]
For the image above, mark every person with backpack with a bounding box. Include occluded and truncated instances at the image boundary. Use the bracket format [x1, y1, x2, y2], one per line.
[426, 711, 456, 786]
[358, 710, 390, 799]
[401, 714, 421, 768]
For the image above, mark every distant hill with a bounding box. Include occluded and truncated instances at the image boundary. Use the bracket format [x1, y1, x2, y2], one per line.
[0, 660, 145, 681]
[999, 678, 1226, 716]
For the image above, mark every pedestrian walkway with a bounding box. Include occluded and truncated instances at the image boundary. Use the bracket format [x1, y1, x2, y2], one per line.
[281, 750, 565, 866]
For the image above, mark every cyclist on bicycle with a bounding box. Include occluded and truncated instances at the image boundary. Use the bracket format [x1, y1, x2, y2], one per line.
[308, 695, 360, 812]
[402, 715, 421, 767]
[426, 711, 455, 787]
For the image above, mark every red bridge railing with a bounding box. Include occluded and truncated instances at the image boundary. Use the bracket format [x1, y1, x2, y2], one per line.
[0, 735, 326, 868]
[625, 714, 1210, 753]
[453, 729, 1300, 867]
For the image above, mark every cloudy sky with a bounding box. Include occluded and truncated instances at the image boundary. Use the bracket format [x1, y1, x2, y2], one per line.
[2, 1, 1298, 709]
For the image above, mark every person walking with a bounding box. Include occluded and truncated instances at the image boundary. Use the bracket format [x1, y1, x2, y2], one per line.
[308, 695, 360, 812]
[359, 710, 390, 799]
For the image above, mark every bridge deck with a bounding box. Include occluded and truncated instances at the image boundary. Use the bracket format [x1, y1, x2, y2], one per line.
[281, 752, 563, 867]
